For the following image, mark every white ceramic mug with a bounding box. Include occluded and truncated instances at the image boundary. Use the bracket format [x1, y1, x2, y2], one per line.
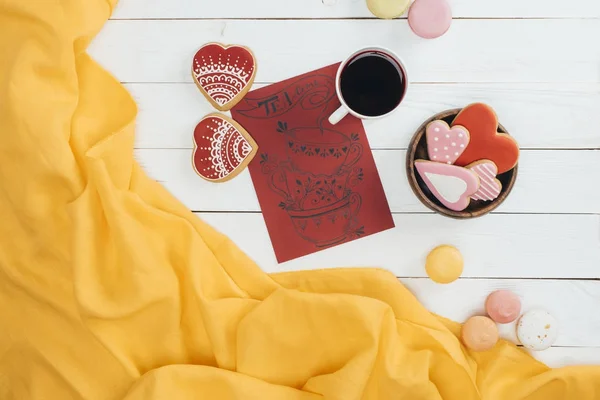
[328, 46, 408, 125]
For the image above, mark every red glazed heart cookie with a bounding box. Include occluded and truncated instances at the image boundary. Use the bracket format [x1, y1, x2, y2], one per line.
[192, 43, 257, 111]
[192, 114, 258, 182]
[452, 103, 519, 174]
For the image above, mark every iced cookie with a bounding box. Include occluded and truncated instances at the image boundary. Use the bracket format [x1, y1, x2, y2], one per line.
[467, 160, 502, 202]
[425, 120, 470, 165]
[485, 290, 521, 324]
[414, 160, 480, 211]
[192, 43, 257, 111]
[367, 0, 412, 19]
[517, 310, 558, 351]
[425, 245, 463, 284]
[452, 103, 519, 174]
[461, 316, 499, 352]
[408, 0, 452, 39]
[192, 114, 258, 183]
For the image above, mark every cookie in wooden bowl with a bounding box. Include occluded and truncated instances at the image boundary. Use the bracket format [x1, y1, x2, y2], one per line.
[406, 104, 518, 219]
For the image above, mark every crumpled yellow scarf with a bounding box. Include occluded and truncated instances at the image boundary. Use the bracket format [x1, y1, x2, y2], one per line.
[1, 1, 599, 399]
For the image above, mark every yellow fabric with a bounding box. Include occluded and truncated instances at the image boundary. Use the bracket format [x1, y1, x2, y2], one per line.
[1, 1, 599, 399]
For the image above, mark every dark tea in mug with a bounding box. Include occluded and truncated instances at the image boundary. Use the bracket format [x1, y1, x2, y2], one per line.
[339, 51, 406, 117]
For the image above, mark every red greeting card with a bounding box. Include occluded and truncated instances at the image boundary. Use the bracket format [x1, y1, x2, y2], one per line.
[231, 64, 394, 263]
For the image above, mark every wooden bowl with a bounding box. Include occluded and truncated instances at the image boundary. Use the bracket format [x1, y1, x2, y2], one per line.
[406, 109, 518, 219]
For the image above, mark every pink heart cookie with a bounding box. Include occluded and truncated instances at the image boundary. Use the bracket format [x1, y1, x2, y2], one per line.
[467, 160, 502, 201]
[426, 120, 470, 165]
[415, 160, 479, 211]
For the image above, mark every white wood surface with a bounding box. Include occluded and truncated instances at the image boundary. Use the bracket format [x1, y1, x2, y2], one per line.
[89, 20, 600, 83]
[137, 149, 600, 214]
[111, 0, 600, 19]
[195, 212, 600, 278]
[535, 348, 600, 369]
[94, 0, 600, 365]
[129, 83, 600, 149]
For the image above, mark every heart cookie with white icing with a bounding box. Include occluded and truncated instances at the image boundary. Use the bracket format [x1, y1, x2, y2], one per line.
[192, 114, 258, 183]
[192, 43, 257, 111]
[407, 107, 518, 218]
[426, 120, 470, 165]
[414, 160, 479, 211]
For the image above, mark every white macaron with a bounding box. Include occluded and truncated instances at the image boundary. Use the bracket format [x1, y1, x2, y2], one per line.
[516, 310, 558, 351]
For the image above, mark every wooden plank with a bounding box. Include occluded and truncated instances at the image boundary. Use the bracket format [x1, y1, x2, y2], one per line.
[128, 82, 600, 150]
[111, 0, 600, 19]
[135, 149, 600, 214]
[534, 347, 600, 368]
[89, 20, 600, 83]
[400, 278, 600, 348]
[191, 212, 600, 278]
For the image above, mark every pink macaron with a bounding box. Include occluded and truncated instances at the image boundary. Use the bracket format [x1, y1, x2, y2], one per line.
[485, 290, 522, 324]
[408, 0, 452, 39]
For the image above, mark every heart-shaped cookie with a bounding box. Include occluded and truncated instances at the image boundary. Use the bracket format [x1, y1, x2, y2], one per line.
[452, 103, 519, 174]
[467, 160, 502, 202]
[426, 120, 470, 165]
[192, 43, 257, 111]
[192, 114, 258, 182]
[415, 160, 479, 211]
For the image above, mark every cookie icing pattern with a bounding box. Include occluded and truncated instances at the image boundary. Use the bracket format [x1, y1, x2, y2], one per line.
[452, 103, 519, 174]
[192, 43, 257, 111]
[192, 114, 258, 182]
[426, 120, 470, 165]
[414, 160, 479, 211]
[467, 160, 502, 201]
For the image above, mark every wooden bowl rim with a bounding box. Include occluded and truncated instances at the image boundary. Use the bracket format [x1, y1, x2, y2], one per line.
[406, 108, 519, 219]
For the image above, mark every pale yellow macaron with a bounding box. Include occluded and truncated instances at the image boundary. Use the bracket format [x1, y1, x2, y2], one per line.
[367, 0, 412, 19]
[425, 245, 464, 284]
[461, 316, 499, 352]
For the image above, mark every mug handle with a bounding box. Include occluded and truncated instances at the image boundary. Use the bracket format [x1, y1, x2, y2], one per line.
[328, 105, 349, 125]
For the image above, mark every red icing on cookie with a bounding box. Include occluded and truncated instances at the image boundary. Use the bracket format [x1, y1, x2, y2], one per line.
[452, 103, 519, 174]
[192, 114, 258, 182]
[192, 43, 257, 111]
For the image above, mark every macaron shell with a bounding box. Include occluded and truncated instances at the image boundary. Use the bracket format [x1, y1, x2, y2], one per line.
[461, 316, 499, 352]
[408, 0, 452, 39]
[517, 310, 558, 351]
[486, 290, 522, 324]
[425, 245, 464, 284]
[368, 0, 412, 19]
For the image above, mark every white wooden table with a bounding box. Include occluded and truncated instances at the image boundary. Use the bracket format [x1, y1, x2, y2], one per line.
[91, 0, 600, 367]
